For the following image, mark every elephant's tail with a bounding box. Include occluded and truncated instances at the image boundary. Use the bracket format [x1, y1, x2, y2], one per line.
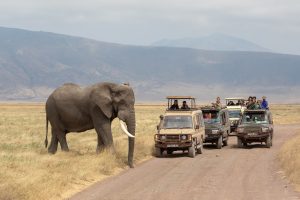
[45, 115, 49, 148]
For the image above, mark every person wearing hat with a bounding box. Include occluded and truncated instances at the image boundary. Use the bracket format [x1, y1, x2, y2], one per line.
[261, 96, 269, 109]
[212, 96, 222, 109]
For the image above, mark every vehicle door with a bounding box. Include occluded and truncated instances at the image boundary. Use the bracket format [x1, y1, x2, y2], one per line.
[268, 112, 274, 135]
[220, 111, 228, 137]
[194, 113, 203, 144]
[197, 112, 205, 139]
[225, 110, 231, 133]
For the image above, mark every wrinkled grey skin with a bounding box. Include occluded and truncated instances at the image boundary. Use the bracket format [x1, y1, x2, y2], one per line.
[45, 82, 136, 168]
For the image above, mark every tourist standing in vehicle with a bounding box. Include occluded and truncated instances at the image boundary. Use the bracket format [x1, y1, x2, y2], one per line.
[261, 96, 269, 109]
[247, 96, 255, 109]
[213, 97, 222, 109]
[253, 96, 261, 109]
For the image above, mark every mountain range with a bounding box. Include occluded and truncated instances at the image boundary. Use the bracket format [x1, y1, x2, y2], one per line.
[0, 27, 299, 103]
[152, 33, 270, 52]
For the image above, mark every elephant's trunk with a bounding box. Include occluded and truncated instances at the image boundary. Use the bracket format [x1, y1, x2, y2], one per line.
[126, 109, 135, 168]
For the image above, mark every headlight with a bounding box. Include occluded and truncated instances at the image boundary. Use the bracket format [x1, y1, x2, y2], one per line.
[155, 135, 159, 140]
[181, 135, 187, 140]
[161, 135, 166, 140]
[261, 127, 269, 133]
[212, 129, 219, 134]
[237, 127, 244, 133]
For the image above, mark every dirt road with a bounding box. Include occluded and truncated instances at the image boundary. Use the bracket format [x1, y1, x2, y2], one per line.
[70, 124, 300, 200]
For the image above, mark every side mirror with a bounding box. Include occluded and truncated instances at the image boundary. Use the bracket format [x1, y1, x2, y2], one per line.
[156, 125, 160, 130]
[195, 125, 200, 129]
[159, 115, 164, 120]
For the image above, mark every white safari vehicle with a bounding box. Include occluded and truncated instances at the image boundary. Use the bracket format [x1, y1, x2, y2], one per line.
[225, 97, 246, 133]
[154, 96, 205, 158]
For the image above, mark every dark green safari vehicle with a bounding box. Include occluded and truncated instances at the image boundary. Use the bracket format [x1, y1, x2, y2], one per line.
[201, 107, 230, 149]
[236, 109, 274, 148]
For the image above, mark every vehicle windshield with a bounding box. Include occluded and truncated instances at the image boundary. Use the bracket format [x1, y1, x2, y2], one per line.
[162, 116, 193, 129]
[202, 111, 220, 124]
[241, 112, 269, 124]
[226, 99, 245, 106]
[228, 110, 241, 118]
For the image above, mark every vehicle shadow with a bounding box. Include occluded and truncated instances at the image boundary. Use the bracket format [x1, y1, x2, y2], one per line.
[203, 144, 218, 150]
[231, 143, 269, 149]
[159, 151, 190, 158]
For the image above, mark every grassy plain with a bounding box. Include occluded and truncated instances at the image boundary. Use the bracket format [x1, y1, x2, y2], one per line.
[278, 130, 300, 192]
[0, 103, 299, 199]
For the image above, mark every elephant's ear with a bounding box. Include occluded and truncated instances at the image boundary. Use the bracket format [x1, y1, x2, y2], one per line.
[91, 88, 113, 119]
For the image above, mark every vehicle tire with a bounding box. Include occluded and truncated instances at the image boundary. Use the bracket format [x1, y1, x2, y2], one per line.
[216, 136, 222, 149]
[188, 141, 196, 158]
[155, 147, 163, 157]
[197, 139, 203, 154]
[271, 135, 273, 147]
[237, 138, 243, 148]
[223, 133, 228, 146]
[266, 135, 271, 148]
[167, 150, 173, 155]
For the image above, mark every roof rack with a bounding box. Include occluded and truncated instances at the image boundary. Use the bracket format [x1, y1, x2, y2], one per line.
[166, 96, 195, 99]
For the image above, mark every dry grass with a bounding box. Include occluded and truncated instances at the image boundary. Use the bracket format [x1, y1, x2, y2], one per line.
[0, 103, 299, 200]
[0, 103, 164, 200]
[278, 130, 300, 191]
[270, 104, 300, 125]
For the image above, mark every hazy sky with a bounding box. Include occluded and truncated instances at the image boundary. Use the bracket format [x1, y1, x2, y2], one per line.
[1, 0, 300, 54]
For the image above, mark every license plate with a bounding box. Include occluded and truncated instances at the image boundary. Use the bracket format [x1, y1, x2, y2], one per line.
[167, 144, 178, 147]
[248, 132, 257, 136]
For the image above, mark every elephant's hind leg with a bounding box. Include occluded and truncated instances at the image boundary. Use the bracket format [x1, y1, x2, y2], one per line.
[48, 132, 59, 154]
[57, 131, 69, 152]
[49, 128, 69, 152]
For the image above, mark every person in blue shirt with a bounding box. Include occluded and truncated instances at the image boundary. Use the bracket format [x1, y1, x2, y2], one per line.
[261, 96, 269, 109]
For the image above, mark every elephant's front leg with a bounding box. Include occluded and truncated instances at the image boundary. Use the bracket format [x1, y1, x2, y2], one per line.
[93, 119, 115, 153]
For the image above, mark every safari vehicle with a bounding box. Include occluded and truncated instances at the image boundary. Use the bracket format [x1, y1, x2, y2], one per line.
[228, 109, 242, 133]
[225, 97, 246, 133]
[202, 107, 230, 149]
[154, 96, 205, 158]
[236, 109, 274, 148]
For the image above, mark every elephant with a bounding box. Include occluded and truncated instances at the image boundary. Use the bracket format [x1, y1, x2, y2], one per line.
[44, 82, 136, 168]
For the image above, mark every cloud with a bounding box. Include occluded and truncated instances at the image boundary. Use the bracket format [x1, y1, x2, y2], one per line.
[0, 0, 300, 54]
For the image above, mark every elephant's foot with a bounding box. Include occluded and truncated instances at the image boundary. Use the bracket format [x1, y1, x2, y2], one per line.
[48, 147, 57, 154]
[96, 145, 115, 154]
[61, 146, 69, 152]
[128, 161, 134, 168]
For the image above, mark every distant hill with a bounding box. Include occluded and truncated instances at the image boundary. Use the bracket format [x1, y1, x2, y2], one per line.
[0, 27, 299, 103]
[152, 33, 270, 52]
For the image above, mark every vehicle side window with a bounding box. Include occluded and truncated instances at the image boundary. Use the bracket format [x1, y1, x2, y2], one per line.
[201, 114, 204, 127]
[268, 113, 273, 124]
[197, 114, 204, 127]
[221, 112, 226, 124]
[194, 115, 198, 128]
[195, 115, 200, 126]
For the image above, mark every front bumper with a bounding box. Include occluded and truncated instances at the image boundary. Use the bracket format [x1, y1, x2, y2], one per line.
[237, 132, 270, 142]
[155, 141, 192, 149]
[154, 134, 193, 149]
[204, 134, 221, 142]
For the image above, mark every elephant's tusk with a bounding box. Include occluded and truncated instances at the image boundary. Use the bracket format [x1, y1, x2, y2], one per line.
[120, 120, 135, 138]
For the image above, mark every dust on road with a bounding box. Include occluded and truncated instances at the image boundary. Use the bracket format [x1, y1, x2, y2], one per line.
[70, 124, 300, 200]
